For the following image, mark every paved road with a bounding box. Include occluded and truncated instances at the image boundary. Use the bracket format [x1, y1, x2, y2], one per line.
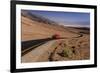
[22, 31, 85, 56]
[22, 38, 69, 56]
[21, 32, 85, 62]
[22, 40, 59, 62]
[22, 38, 58, 56]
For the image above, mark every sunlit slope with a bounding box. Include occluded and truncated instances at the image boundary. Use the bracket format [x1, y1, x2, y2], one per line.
[21, 11, 78, 41]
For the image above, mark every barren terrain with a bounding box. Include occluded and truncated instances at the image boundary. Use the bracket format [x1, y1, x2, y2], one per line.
[21, 11, 90, 63]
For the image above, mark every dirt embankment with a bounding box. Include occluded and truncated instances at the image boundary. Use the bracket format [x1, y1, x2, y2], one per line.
[21, 15, 79, 41]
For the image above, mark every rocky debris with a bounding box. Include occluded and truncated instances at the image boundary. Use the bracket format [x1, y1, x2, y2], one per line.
[48, 37, 90, 61]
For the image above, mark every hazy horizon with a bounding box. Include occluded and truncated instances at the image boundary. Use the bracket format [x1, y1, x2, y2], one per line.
[22, 10, 90, 28]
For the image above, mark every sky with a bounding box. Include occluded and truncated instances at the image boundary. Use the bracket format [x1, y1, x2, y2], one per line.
[25, 10, 90, 27]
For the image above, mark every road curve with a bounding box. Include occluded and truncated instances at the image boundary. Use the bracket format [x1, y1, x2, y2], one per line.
[21, 40, 60, 62]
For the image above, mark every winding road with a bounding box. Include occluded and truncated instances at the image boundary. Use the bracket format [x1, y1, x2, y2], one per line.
[22, 31, 84, 56]
[21, 31, 86, 62]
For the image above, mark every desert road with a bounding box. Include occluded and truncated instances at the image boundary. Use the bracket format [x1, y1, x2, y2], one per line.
[22, 37, 69, 56]
[22, 32, 84, 56]
[21, 32, 89, 62]
[22, 39, 66, 62]
[22, 38, 52, 56]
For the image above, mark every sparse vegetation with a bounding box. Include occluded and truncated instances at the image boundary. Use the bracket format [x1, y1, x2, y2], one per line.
[57, 43, 74, 59]
[21, 10, 90, 63]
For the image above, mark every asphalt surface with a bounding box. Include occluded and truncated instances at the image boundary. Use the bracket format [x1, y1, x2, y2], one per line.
[21, 32, 84, 56]
[22, 38, 53, 56]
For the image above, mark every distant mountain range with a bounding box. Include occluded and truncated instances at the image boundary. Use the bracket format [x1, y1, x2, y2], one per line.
[21, 10, 89, 29]
[21, 10, 58, 26]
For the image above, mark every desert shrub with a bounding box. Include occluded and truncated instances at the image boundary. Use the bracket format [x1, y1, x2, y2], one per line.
[63, 46, 73, 58]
